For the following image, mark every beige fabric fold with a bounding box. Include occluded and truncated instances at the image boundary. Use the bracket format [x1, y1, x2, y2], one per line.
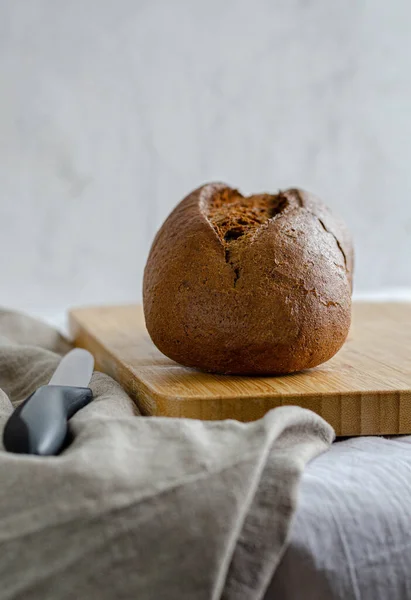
[0, 311, 334, 600]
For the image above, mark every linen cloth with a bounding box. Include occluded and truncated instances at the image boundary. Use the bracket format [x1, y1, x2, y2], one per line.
[0, 310, 333, 600]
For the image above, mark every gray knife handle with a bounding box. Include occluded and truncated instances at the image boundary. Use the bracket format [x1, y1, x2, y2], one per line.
[3, 385, 93, 456]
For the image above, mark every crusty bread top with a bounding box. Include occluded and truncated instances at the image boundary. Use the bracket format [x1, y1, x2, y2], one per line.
[203, 185, 353, 290]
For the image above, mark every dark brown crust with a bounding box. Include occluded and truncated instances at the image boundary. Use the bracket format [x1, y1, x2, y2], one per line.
[281, 188, 354, 289]
[143, 183, 354, 375]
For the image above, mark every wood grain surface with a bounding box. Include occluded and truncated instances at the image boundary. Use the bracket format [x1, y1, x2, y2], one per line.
[69, 303, 411, 436]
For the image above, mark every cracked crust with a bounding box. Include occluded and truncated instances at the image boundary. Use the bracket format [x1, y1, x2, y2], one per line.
[143, 183, 354, 375]
[280, 188, 354, 288]
[206, 188, 290, 288]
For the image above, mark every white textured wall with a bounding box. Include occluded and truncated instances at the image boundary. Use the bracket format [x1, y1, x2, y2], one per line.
[0, 0, 410, 315]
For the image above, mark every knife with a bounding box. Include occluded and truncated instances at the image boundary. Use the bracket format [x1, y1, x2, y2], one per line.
[3, 348, 94, 456]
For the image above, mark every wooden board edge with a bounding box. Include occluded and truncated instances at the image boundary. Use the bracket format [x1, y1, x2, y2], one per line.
[155, 390, 411, 436]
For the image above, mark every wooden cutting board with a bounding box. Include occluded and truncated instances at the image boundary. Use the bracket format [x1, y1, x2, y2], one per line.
[69, 303, 411, 436]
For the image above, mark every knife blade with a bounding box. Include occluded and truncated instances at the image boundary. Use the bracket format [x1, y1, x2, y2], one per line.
[3, 349, 94, 456]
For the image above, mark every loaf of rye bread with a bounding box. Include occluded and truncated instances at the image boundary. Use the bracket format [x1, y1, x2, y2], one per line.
[143, 183, 354, 375]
